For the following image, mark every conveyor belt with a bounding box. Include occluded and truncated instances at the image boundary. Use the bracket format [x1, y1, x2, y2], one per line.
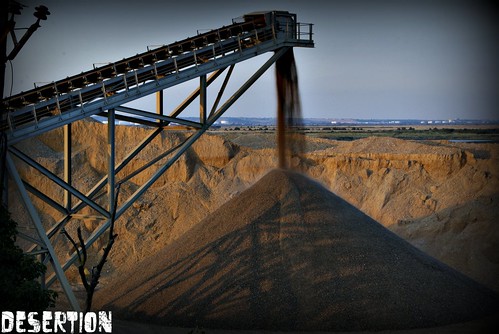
[1, 10, 314, 312]
[1, 11, 313, 141]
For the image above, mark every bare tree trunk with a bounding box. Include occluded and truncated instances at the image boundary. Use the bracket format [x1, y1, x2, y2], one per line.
[62, 184, 120, 312]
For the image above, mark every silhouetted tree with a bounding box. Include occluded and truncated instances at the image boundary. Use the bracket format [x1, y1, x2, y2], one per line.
[0, 205, 57, 311]
[62, 184, 121, 312]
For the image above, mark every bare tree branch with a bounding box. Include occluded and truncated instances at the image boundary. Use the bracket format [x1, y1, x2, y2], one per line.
[61, 228, 82, 265]
[62, 183, 121, 312]
[61, 227, 89, 291]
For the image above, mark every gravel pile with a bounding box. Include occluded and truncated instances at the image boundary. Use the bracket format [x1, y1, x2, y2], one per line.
[97, 169, 499, 331]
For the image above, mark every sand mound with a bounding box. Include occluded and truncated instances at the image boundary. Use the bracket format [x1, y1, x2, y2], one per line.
[10, 123, 498, 293]
[96, 170, 499, 332]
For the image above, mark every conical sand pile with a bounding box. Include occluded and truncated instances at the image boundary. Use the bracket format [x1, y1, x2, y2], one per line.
[97, 170, 498, 331]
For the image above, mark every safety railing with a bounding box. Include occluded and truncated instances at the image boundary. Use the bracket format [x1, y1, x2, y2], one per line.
[279, 21, 314, 43]
[1, 19, 313, 133]
[297, 23, 314, 42]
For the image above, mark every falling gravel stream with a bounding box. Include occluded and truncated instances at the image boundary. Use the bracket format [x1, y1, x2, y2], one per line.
[275, 48, 304, 169]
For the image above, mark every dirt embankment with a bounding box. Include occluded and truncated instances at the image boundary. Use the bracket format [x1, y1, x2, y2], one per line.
[9, 120, 499, 292]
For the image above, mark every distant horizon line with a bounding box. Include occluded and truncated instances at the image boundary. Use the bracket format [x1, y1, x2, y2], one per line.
[91, 115, 499, 126]
[91, 115, 498, 122]
[210, 117, 499, 121]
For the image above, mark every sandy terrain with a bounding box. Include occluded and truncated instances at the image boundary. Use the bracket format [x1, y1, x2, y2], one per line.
[8, 120, 499, 331]
[95, 170, 498, 331]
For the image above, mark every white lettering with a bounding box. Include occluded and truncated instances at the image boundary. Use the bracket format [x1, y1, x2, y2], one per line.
[1, 311, 112, 334]
[53, 312, 66, 333]
[79, 313, 83, 334]
[83, 313, 96, 333]
[42, 311, 52, 333]
[16, 311, 26, 333]
[27, 313, 40, 333]
[98, 312, 112, 333]
[66, 312, 77, 334]
[1, 312, 14, 332]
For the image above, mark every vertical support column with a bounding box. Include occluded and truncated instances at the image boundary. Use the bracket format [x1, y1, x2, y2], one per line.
[108, 109, 115, 212]
[200, 74, 207, 124]
[64, 124, 72, 210]
[59, 123, 72, 296]
[6, 154, 81, 311]
[156, 90, 164, 121]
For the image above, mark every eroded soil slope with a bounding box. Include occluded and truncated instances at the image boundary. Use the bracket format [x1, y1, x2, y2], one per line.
[8, 120, 499, 292]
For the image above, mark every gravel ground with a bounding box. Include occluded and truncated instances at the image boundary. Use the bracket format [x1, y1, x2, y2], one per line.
[95, 170, 499, 332]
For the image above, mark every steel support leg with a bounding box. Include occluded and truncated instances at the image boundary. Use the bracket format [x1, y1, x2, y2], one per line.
[156, 90, 163, 122]
[6, 153, 81, 311]
[64, 124, 72, 210]
[200, 74, 207, 124]
[108, 109, 115, 212]
[210, 64, 234, 118]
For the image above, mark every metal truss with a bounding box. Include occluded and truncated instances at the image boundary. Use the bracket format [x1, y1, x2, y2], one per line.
[2, 11, 314, 311]
[3, 18, 313, 143]
[5, 47, 293, 310]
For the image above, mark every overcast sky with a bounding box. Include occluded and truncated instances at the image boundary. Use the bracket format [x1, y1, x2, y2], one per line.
[4, 0, 498, 120]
